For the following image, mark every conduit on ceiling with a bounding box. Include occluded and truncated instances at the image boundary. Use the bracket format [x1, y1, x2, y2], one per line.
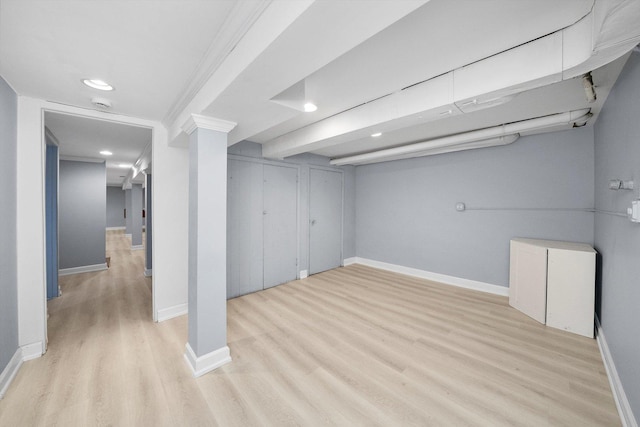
[329, 109, 591, 166]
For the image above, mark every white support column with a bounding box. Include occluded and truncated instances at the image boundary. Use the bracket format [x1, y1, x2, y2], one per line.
[182, 114, 236, 377]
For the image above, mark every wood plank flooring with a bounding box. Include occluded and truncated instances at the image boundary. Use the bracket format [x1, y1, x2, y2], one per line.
[0, 230, 620, 426]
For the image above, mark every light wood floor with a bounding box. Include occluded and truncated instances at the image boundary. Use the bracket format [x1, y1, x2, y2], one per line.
[0, 230, 620, 426]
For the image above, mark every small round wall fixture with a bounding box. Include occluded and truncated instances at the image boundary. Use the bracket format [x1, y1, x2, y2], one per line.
[82, 79, 114, 91]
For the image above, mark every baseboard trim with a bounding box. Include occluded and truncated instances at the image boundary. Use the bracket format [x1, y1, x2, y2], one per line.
[157, 303, 188, 322]
[351, 257, 509, 296]
[106, 226, 126, 231]
[596, 316, 637, 427]
[144, 268, 152, 277]
[184, 343, 231, 378]
[125, 233, 132, 238]
[131, 245, 144, 251]
[0, 349, 23, 399]
[299, 270, 308, 279]
[343, 257, 357, 266]
[20, 342, 44, 361]
[59, 263, 108, 276]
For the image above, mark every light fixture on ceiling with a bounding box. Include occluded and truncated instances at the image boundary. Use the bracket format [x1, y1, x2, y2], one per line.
[82, 79, 114, 91]
[330, 109, 591, 166]
[371, 132, 382, 137]
[99, 150, 113, 156]
[118, 163, 133, 168]
[303, 102, 317, 112]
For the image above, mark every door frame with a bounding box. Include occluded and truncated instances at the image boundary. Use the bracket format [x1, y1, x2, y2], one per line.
[308, 165, 344, 275]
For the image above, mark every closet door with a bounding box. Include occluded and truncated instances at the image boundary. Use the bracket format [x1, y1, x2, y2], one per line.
[309, 168, 343, 275]
[263, 164, 298, 289]
[227, 159, 264, 298]
[508, 240, 547, 324]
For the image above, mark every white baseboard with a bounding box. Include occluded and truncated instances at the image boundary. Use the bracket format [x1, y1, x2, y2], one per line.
[131, 245, 144, 251]
[144, 268, 152, 277]
[125, 233, 132, 238]
[299, 270, 308, 279]
[0, 349, 23, 399]
[596, 316, 638, 427]
[59, 263, 108, 276]
[184, 343, 231, 378]
[20, 342, 44, 361]
[157, 303, 188, 322]
[343, 257, 357, 266]
[351, 257, 509, 296]
[106, 226, 126, 231]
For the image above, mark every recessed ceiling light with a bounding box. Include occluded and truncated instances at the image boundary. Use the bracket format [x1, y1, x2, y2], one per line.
[303, 102, 317, 112]
[99, 150, 113, 156]
[371, 132, 382, 137]
[82, 79, 114, 91]
[118, 163, 132, 168]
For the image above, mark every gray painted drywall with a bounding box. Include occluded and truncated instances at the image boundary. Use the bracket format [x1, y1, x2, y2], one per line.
[131, 184, 143, 247]
[0, 76, 19, 376]
[355, 127, 595, 287]
[145, 174, 152, 272]
[594, 52, 640, 419]
[59, 160, 106, 269]
[188, 127, 228, 356]
[228, 140, 356, 273]
[106, 186, 125, 227]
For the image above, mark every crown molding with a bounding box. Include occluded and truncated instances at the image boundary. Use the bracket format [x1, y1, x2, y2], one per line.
[181, 114, 237, 135]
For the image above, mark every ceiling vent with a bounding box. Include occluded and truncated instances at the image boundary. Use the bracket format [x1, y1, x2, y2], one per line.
[91, 97, 112, 109]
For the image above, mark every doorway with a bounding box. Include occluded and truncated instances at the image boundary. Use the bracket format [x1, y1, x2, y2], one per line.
[309, 167, 343, 275]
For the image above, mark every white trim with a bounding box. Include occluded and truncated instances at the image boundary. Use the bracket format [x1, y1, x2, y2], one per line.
[0, 349, 23, 399]
[20, 341, 44, 361]
[131, 245, 144, 251]
[352, 257, 509, 296]
[184, 343, 231, 378]
[125, 233, 132, 238]
[106, 226, 126, 231]
[58, 263, 108, 276]
[144, 269, 152, 277]
[299, 270, 308, 279]
[343, 257, 357, 266]
[156, 303, 188, 322]
[182, 114, 237, 135]
[596, 316, 638, 427]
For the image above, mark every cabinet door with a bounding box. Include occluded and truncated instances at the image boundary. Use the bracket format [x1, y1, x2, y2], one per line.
[263, 164, 298, 289]
[546, 249, 595, 338]
[509, 240, 548, 324]
[227, 159, 264, 298]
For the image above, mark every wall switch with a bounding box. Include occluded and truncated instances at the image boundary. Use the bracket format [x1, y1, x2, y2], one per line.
[628, 200, 640, 223]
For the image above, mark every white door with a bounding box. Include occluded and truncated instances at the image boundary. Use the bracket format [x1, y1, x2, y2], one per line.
[263, 164, 298, 289]
[509, 240, 548, 324]
[309, 168, 343, 275]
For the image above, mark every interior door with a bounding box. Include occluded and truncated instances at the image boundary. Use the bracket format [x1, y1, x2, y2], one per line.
[309, 168, 343, 275]
[227, 159, 264, 298]
[263, 164, 298, 289]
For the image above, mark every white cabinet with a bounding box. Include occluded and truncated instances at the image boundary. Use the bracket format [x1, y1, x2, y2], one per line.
[509, 238, 596, 338]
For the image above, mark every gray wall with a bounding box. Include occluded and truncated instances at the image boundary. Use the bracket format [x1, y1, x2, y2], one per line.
[355, 127, 595, 287]
[59, 160, 106, 269]
[0, 76, 19, 375]
[594, 52, 640, 419]
[228, 141, 356, 273]
[106, 186, 125, 227]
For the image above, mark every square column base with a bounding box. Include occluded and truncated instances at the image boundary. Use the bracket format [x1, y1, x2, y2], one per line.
[184, 343, 231, 378]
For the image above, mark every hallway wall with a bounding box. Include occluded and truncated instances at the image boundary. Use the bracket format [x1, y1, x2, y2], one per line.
[0, 76, 19, 386]
[106, 186, 125, 228]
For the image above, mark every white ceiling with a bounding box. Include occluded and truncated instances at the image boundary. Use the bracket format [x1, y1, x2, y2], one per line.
[2, 0, 640, 174]
[44, 112, 151, 185]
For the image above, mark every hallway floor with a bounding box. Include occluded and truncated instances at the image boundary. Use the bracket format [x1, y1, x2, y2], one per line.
[0, 230, 620, 426]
